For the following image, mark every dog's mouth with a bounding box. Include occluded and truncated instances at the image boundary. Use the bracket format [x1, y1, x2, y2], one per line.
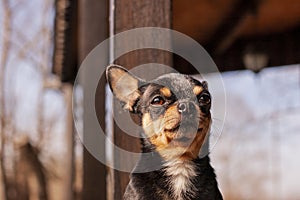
[165, 125, 180, 132]
[165, 124, 203, 145]
[165, 125, 203, 133]
[173, 136, 191, 143]
[165, 122, 202, 134]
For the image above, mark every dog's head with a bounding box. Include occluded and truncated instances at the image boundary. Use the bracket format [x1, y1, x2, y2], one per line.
[106, 65, 211, 160]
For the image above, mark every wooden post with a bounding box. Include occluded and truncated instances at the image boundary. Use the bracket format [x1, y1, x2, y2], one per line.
[112, 0, 172, 198]
[61, 83, 74, 200]
[79, 0, 108, 199]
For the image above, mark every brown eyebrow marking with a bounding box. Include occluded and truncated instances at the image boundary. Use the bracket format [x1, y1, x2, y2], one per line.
[160, 87, 172, 98]
[193, 85, 203, 96]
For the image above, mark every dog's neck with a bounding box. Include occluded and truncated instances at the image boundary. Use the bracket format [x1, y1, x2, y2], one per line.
[127, 132, 222, 200]
[132, 135, 210, 198]
[131, 151, 217, 200]
[163, 158, 197, 199]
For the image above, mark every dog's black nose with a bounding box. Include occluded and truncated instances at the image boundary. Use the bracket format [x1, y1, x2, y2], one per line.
[178, 101, 196, 114]
[178, 102, 187, 113]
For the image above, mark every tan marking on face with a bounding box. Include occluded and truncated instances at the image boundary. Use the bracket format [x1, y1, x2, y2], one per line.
[179, 115, 211, 160]
[142, 108, 182, 159]
[142, 113, 154, 138]
[149, 133, 171, 150]
[164, 104, 181, 130]
[152, 130, 187, 160]
[145, 120, 211, 161]
[193, 85, 203, 96]
[160, 87, 172, 98]
[142, 100, 211, 161]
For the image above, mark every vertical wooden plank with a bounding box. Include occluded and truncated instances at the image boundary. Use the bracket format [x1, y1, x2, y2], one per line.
[53, 0, 79, 82]
[61, 83, 75, 200]
[78, 0, 108, 199]
[112, 0, 172, 199]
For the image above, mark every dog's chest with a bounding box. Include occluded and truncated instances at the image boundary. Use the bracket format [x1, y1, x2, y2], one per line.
[164, 160, 197, 200]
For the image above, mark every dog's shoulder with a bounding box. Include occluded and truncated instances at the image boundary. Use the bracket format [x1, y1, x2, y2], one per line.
[124, 170, 171, 200]
[192, 156, 223, 200]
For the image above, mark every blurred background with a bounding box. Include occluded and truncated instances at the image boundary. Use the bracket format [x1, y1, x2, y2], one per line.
[0, 0, 299, 200]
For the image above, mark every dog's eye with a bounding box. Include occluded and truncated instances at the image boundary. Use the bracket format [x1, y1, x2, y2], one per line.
[199, 93, 211, 105]
[151, 96, 165, 105]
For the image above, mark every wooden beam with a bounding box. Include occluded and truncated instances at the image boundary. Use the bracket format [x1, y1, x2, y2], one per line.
[79, 0, 108, 199]
[212, 26, 300, 71]
[112, 0, 172, 199]
[208, 0, 260, 55]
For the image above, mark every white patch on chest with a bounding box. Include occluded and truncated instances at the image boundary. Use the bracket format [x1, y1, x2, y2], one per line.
[164, 160, 197, 200]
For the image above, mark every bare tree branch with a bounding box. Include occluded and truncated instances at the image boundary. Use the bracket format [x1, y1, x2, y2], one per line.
[37, 0, 56, 144]
[0, 0, 12, 199]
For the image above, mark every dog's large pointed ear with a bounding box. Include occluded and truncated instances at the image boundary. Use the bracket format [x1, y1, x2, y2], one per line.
[106, 65, 145, 112]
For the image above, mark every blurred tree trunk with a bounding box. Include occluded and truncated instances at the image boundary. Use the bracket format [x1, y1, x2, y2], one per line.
[78, 0, 108, 199]
[15, 140, 48, 200]
[0, 0, 12, 199]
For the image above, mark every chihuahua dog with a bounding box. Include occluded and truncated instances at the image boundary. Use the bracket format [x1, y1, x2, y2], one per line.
[106, 65, 223, 200]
